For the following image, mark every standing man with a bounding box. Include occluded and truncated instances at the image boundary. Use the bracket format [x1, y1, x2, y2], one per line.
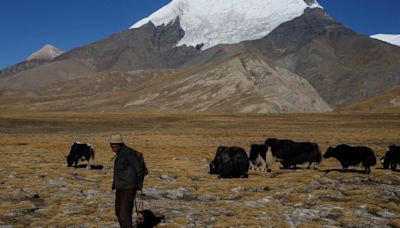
[111, 133, 145, 228]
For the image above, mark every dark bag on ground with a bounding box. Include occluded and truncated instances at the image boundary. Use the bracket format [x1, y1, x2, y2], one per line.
[134, 192, 164, 227]
[135, 209, 165, 228]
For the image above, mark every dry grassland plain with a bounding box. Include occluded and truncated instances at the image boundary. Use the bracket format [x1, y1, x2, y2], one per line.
[1, 111, 400, 227]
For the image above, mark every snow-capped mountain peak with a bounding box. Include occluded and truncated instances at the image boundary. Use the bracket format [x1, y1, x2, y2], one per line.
[26, 44, 64, 61]
[130, 0, 322, 50]
[371, 34, 400, 47]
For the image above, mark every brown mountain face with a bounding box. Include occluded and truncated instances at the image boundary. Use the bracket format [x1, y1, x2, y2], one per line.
[253, 8, 400, 107]
[0, 59, 50, 79]
[56, 19, 200, 72]
[0, 54, 331, 113]
[1, 8, 399, 112]
[0, 59, 95, 91]
[120, 53, 332, 113]
[185, 8, 400, 107]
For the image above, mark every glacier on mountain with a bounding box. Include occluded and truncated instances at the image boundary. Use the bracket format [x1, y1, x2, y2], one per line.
[371, 34, 400, 47]
[130, 0, 321, 50]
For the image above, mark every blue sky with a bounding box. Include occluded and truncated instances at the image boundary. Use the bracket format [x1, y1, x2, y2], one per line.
[0, 0, 399, 69]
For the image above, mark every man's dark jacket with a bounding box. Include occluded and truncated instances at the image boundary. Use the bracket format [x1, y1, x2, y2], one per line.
[112, 145, 145, 190]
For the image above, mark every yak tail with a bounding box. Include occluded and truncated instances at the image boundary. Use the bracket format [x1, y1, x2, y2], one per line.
[90, 147, 95, 162]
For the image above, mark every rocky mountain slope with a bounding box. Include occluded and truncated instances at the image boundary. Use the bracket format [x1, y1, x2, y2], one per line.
[121, 53, 331, 113]
[0, 54, 331, 113]
[185, 8, 400, 106]
[55, 20, 199, 72]
[1, 0, 400, 112]
[256, 9, 400, 106]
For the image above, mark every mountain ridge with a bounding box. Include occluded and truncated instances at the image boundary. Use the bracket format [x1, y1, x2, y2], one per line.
[0, 44, 64, 79]
[1, 2, 400, 113]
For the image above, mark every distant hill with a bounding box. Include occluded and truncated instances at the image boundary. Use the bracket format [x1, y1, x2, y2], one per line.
[0, 44, 64, 79]
[338, 86, 400, 112]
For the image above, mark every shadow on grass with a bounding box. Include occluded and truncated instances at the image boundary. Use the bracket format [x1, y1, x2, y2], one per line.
[375, 167, 400, 172]
[321, 168, 400, 173]
[319, 168, 369, 174]
[278, 166, 318, 170]
[279, 167, 300, 170]
[71, 164, 104, 170]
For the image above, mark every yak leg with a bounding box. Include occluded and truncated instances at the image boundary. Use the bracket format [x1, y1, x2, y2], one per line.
[256, 155, 267, 171]
[74, 158, 79, 168]
[86, 156, 91, 169]
[249, 161, 256, 170]
[365, 165, 371, 174]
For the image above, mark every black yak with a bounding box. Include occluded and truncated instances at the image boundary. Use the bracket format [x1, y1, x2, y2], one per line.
[67, 142, 95, 168]
[209, 146, 249, 178]
[265, 138, 321, 169]
[323, 144, 376, 174]
[381, 145, 400, 170]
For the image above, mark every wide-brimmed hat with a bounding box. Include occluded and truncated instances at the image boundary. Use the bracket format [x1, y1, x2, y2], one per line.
[110, 133, 124, 144]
